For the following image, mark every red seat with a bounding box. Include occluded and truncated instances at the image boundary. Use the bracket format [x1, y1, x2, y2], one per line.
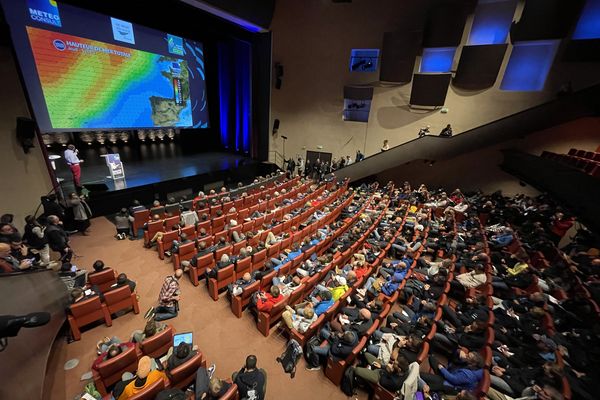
[215, 244, 233, 262]
[257, 296, 288, 336]
[324, 336, 367, 385]
[287, 284, 305, 307]
[266, 242, 281, 258]
[173, 242, 197, 270]
[167, 352, 206, 389]
[231, 280, 260, 318]
[138, 325, 174, 358]
[132, 209, 150, 238]
[234, 257, 252, 279]
[259, 269, 277, 291]
[212, 215, 226, 232]
[252, 249, 267, 270]
[88, 268, 117, 293]
[189, 253, 214, 286]
[232, 240, 247, 255]
[93, 345, 139, 396]
[196, 220, 211, 235]
[220, 382, 239, 400]
[208, 264, 235, 301]
[372, 384, 396, 400]
[104, 285, 140, 317]
[144, 220, 164, 245]
[157, 230, 179, 260]
[164, 216, 180, 230]
[127, 376, 166, 400]
[68, 295, 111, 341]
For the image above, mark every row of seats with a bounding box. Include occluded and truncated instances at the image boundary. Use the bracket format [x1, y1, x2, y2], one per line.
[541, 148, 600, 178]
[132, 175, 296, 238]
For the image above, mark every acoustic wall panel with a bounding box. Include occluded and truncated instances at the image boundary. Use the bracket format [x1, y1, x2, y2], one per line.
[468, 0, 517, 45]
[420, 47, 456, 73]
[573, 0, 600, 40]
[510, 0, 585, 41]
[500, 40, 559, 91]
[379, 30, 421, 83]
[343, 86, 373, 123]
[453, 44, 507, 90]
[409, 73, 452, 107]
[423, 0, 470, 47]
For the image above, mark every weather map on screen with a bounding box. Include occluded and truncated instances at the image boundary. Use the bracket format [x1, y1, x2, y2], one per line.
[0, 0, 210, 132]
[27, 27, 193, 129]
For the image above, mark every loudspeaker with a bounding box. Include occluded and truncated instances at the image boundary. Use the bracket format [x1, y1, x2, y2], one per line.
[16, 117, 35, 153]
[272, 119, 280, 134]
[275, 63, 284, 89]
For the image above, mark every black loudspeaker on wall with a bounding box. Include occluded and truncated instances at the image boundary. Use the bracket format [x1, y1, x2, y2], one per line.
[16, 117, 36, 153]
[275, 63, 284, 89]
[272, 119, 280, 134]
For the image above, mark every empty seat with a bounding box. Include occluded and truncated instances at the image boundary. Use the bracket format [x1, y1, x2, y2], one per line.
[88, 268, 117, 293]
[68, 295, 111, 341]
[104, 285, 140, 317]
[189, 253, 215, 286]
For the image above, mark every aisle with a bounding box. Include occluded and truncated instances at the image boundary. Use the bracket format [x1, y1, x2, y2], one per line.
[43, 216, 366, 400]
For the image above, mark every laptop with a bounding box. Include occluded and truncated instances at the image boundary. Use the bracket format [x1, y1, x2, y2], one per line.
[173, 332, 193, 347]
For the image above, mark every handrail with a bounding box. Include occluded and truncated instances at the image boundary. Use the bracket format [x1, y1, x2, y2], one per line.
[330, 83, 600, 182]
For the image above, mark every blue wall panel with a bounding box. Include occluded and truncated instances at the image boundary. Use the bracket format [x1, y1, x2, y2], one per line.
[420, 47, 456, 73]
[500, 40, 559, 91]
[468, 0, 517, 45]
[573, 0, 600, 39]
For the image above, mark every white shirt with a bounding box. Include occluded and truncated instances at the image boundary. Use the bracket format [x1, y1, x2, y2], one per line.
[64, 149, 80, 165]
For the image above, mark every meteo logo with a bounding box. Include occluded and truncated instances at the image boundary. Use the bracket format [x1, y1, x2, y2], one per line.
[53, 39, 65, 51]
[28, 0, 62, 27]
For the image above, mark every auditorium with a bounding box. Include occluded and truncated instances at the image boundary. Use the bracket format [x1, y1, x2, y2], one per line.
[1, 1, 599, 399]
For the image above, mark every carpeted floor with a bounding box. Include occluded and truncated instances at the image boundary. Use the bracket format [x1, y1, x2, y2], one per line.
[43, 216, 369, 400]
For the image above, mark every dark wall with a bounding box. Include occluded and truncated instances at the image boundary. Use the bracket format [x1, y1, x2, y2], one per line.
[202, 0, 276, 29]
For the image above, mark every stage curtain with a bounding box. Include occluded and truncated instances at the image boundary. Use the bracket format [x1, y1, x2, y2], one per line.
[218, 39, 252, 154]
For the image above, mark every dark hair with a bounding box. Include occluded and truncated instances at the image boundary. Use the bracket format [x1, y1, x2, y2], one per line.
[0, 214, 14, 224]
[61, 262, 73, 272]
[9, 233, 22, 243]
[71, 288, 83, 302]
[93, 260, 105, 272]
[25, 215, 36, 225]
[117, 273, 128, 285]
[107, 344, 122, 359]
[321, 290, 332, 301]
[245, 355, 257, 370]
[175, 342, 191, 359]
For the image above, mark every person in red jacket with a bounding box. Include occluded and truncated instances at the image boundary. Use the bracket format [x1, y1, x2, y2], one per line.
[549, 212, 574, 245]
[256, 285, 283, 313]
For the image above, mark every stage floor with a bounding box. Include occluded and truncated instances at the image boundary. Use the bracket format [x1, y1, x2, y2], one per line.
[50, 144, 250, 194]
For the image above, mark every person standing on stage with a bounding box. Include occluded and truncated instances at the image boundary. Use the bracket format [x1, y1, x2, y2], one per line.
[64, 144, 84, 190]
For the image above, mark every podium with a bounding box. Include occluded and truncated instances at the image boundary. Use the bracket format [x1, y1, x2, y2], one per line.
[100, 153, 125, 180]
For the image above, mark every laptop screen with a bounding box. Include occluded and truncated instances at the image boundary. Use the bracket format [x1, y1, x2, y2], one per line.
[173, 332, 193, 347]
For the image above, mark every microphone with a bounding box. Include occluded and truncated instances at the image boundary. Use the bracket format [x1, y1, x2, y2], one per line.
[0, 312, 51, 338]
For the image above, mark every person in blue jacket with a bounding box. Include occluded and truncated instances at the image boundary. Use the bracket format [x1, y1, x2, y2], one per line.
[422, 351, 484, 394]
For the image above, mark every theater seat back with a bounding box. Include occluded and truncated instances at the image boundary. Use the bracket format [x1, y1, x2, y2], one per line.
[139, 326, 174, 358]
[88, 268, 117, 293]
[168, 352, 204, 389]
[127, 377, 165, 400]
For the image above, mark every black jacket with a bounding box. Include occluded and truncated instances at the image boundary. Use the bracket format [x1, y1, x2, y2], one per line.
[45, 224, 69, 251]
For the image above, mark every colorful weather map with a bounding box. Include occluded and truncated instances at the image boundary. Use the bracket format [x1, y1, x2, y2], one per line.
[26, 26, 192, 129]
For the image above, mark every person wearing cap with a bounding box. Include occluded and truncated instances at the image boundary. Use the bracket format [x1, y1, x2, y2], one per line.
[117, 356, 167, 400]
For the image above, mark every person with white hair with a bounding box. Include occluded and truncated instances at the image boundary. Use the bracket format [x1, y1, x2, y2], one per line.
[418, 125, 431, 137]
[205, 254, 233, 284]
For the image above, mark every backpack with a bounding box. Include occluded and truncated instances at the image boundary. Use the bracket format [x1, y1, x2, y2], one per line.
[304, 336, 322, 368]
[276, 339, 303, 378]
[155, 388, 187, 400]
[340, 366, 356, 396]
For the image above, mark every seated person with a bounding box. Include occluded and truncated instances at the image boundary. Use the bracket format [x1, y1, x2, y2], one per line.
[232, 355, 267, 400]
[58, 262, 87, 290]
[307, 330, 359, 370]
[92, 342, 136, 371]
[294, 290, 334, 318]
[327, 308, 373, 337]
[353, 355, 415, 393]
[69, 287, 97, 305]
[116, 356, 168, 400]
[115, 273, 137, 292]
[255, 285, 283, 313]
[422, 351, 484, 394]
[281, 305, 318, 333]
[0, 242, 32, 273]
[130, 318, 167, 343]
[272, 275, 302, 297]
[205, 254, 233, 284]
[227, 272, 257, 297]
[165, 341, 198, 372]
[194, 364, 230, 400]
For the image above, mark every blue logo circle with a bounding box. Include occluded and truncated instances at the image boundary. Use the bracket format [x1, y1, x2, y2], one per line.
[53, 39, 66, 51]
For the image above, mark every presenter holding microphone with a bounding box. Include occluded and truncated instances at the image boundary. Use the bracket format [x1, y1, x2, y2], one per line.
[64, 144, 84, 191]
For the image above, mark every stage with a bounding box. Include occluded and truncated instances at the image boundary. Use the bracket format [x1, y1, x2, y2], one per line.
[46, 141, 277, 216]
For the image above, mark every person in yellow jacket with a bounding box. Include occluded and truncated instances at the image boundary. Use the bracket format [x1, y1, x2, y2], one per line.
[506, 261, 529, 276]
[329, 276, 349, 301]
[118, 356, 167, 400]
